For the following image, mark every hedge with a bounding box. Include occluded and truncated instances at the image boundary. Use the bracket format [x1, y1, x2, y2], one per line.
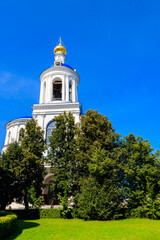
[0, 212, 17, 239]
[40, 209, 61, 218]
[6, 209, 61, 219]
[6, 209, 40, 219]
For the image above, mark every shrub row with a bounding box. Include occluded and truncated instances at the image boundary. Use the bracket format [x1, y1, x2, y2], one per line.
[6, 209, 40, 219]
[6, 208, 61, 219]
[40, 209, 61, 218]
[0, 212, 17, 239]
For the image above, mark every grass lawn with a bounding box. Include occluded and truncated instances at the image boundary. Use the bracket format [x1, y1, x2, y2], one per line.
[6, 218, 160, 240]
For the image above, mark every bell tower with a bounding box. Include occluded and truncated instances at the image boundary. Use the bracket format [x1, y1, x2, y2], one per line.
[32, 40, 81, 136]
[2, 39, 81, 154]
[39, 40, 79, 104]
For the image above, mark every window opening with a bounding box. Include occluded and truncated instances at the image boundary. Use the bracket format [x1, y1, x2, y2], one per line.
[46, 121, 56, 144]
[55, 61, 61, 66]
[69, 80, 72, 102]
[53, 80, 62, 100]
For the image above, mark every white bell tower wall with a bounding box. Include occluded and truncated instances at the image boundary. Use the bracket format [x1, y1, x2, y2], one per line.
[33, 65, 81, 142]
[39, 66, 79, 104]
[2, 41, 82, 155]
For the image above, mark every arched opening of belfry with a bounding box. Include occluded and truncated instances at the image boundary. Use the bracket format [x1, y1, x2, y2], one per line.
[43, 173, 53, 205]
[53, 79, 62, 100]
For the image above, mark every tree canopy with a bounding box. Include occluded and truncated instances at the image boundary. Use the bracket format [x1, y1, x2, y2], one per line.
[47, 110, 160, 220]
[48, 112, 78, 201]
[0, 142, 23, 210]
[19, 118, 46, 208]
[0, 118, 46, 210]
[1, 111, 160, 220]
[120, 133, 160, 218]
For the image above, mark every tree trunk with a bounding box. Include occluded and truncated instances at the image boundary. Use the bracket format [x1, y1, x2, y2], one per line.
[24, 190, 28, 209]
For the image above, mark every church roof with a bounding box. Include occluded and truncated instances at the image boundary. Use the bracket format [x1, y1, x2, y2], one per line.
[49, 63, 73, 70]
[7, 116, 32, 124]
[5, 116, 32, 128]
[14, 116, 32, 119]
[61, 63, 73, 70]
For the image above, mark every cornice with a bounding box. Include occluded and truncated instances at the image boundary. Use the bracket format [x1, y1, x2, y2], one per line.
[6, 118, 32, 129]
[33, 110, 80, 116]
[32, 102, 81, 110]
[40, 66, 80, 83]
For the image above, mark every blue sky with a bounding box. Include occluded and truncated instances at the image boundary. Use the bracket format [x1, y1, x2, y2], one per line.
[0, 0, 160, 152]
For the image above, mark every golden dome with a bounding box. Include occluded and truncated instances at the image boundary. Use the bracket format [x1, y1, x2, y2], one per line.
[54, 43, 67, 55]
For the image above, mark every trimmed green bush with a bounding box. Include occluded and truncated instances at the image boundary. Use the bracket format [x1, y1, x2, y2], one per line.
[6, 209, 61, 219]
[6, 209, 40, 219]
[0, 212, 17, 239]
[40, 209, 61, 218]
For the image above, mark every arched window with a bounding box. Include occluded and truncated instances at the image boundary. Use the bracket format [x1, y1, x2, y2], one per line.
[69, 80, 72, 102]
[18, 128, 23, 141]
[46, 121, 56, 143]
[53, 79, 62, 100]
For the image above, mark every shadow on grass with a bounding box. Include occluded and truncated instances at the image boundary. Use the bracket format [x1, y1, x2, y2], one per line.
[6, 220, 40, 240]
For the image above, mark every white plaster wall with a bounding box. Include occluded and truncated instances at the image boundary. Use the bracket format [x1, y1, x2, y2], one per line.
[54, 53, 66, 63]
[39, 67, 79, 104]
[3, 118, 31, 152]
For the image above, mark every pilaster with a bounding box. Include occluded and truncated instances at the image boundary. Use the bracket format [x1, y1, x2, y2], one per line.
[49, 76, 52, 102]
[72, 79, 76, 102]
[39, 82, 43, 103]
[62, 76, 65, 101]
[66, 76, 69, 101]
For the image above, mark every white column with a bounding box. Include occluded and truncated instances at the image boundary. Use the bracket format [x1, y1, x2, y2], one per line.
[46, 77, 50, 103]
[4, 130, 9, 145]
[9, 128, 12, 144]
[46, 77, 52, 102]
[12, 126, 16, 142]
[75, 80, 78, 102]
[64, 76, 66, 101]
[62, 76, 65, 101]
[49, 77, 52, 102]
[72, 79, 76, 102]
[39, 81, 43, 103]
[66, 76, 69, 101]
[16, 125, 19, 142]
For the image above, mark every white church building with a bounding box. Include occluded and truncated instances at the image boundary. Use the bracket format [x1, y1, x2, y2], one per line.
[2, 41, 82, 204]
[2, 41, 82, 153]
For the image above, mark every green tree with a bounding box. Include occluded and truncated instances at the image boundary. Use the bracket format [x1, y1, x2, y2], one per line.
[77, 176, 123, 220]
[76, 110, 123, 220]
[19, 118, 46, 209]
[48, 112, 78, 208]
[20, 118, 46, 158]
[0, 166, 15, 210]
[28, 185, 44, 209]
[77, 110, 121, 177]
[121, 133, 160, 217]
[0, 142, 23, 210]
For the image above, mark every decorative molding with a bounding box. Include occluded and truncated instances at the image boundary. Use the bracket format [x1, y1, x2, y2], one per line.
[6, 118, 31, 129]
[32, 102, 81, 110]
[33, 110, 81, 116]
[40, 66, 80, 83]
